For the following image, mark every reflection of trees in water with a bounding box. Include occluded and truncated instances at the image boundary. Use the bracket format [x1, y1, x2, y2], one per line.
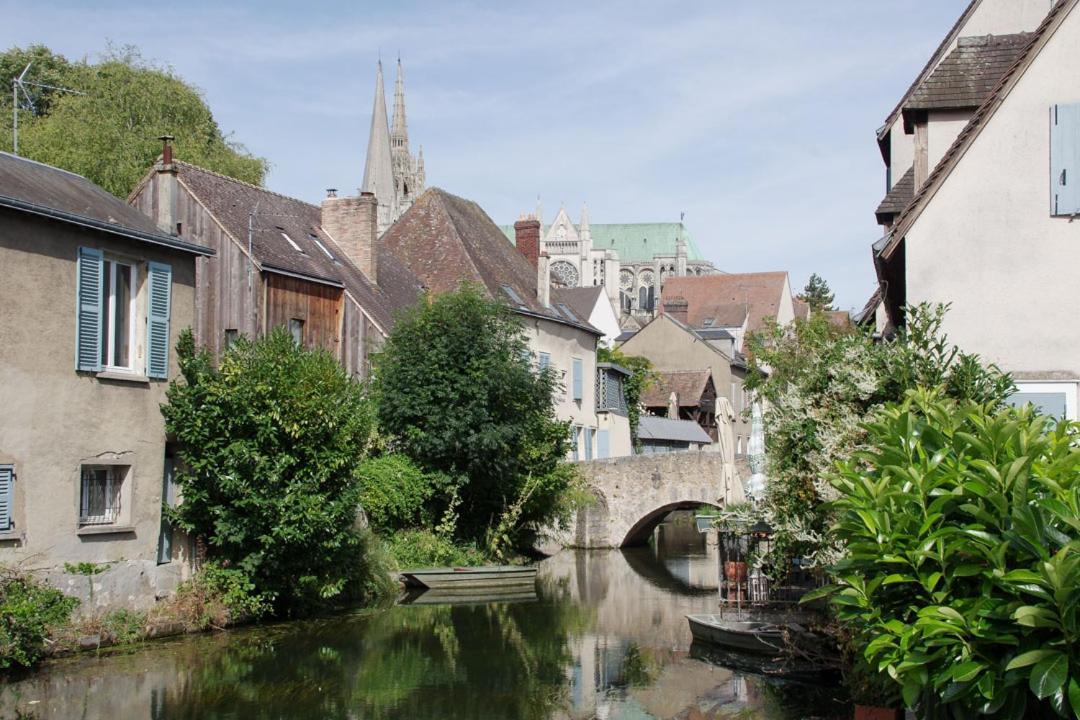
[155, 576, 590, 720]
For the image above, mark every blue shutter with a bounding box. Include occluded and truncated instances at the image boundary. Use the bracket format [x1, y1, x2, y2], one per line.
[584, 428, 594, 460]
[1051, 104, 1080, 216]
[0, 465, 12, 531]
[76, 247, 104, 371]
[146, 262, 172, 379]
[572, 358, 583, 401]
[597, 430, 609, 459]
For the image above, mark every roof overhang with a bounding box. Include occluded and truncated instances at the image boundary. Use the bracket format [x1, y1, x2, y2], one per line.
[516, 306, 603, 337]
[262, 263, 345, 288]
[0, 193, 214, 256]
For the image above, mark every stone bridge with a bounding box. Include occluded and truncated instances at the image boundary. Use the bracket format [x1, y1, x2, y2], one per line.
[555, 452, 748, 549]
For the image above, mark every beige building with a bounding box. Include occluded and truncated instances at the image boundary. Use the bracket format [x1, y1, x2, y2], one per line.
[381, 189, 633, 460]
[873, 0, 1080, 418]
[0, 152, 212, 608]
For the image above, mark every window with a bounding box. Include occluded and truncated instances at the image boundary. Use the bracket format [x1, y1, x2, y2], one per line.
[289, 318, 304, 345]
[1051, 104, 1080, 216]
[224, 329, 239, 349]
[80, 466, 126, 525]
[157, 455, 177, 564]
[101, 259, 137, 370]
[1006, 382, 1077, 420]
[538, 352, 551, 372]
[279, 228, 305, 254]
[570, 426, 581, 461]
[572, 357, 584, 401]
[597, 430, 610, 459]
[584, 428, 594, 460]
[0, 465, 13, 532]
[309, 233, 336, 261]
[501, 285, 524, 306]
[731, 382, 739, 413]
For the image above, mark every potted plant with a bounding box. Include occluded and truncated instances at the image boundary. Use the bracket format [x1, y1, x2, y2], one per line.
[845, 650, 902, 720]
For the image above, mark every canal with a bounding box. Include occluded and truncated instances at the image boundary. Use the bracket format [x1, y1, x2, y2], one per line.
[0, 514, 846, 719]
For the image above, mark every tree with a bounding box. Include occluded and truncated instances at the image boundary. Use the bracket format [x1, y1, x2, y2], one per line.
[161, 329, 383, 613]
[745, 303, 1014, 572]
[798, 273, 835, 312]
[373, 284, 577, 545]
[818, 390, 1080, 718]
[1, 44, 267, 197]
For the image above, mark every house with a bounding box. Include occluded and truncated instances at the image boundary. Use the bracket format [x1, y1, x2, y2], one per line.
[554, 286, 621, 348]
[640, 369, 718, 442]
[617, 311, 753, 455]
[872, 0, 1080, 418]
[129, 142, 420, 374]
[0, 152, 213, 608]
[636, 416, 714, 455]
[382, 189, 633, 459]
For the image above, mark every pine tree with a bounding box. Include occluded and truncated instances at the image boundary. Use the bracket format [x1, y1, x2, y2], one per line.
[799, 273, 835, 312]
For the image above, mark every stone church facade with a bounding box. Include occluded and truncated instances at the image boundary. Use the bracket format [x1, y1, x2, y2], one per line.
[362, 59, 426, 235]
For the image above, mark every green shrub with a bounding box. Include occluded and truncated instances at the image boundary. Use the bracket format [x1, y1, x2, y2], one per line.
[0, 567, 78, 668]
[816, 389, 1080, 718]
[101, 608, 146, 645]
[162, 328, 381, 613]
[356, 455, 442, 532]
[383, 529, 490, 570]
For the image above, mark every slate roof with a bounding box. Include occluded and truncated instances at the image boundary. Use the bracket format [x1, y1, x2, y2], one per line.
[382, 188, 602, 335]
[854, 288, 883, 326]
[905, 34, 1031, 113]
[641, 369, 713, 408]
[793, 298, 810, 321]
[661, 272, 789, 341]
[875, 167, 915, 222]
[556, 285, 605, 321]
[498, 222, 705, 263]
[0, 152, 210, 255]
[637, 415, 712, 444]
[166, 161, 420, 330]
[881, 0, 1073, 262]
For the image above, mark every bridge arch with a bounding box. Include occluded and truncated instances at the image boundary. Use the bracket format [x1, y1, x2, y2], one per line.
[619, 500, 724, 547]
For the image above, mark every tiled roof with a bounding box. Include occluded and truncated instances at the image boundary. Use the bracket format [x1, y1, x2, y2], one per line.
[793, 298, 810, 321]
[555, 285, 605, 321]
[875, 167, 915, 221]
[382, 188, 602, 335]
[905, 33, 1031, 113]
[172, 161, 420, 330]
[0, 152, 210, 254]
[641, 369, 713, 408]
[498, 222, 705, 263]
[637, 415, 712, 444]
[661, 272, 788, 340]
[881, 0, 1074, 262]
[854, 288, 882, 326]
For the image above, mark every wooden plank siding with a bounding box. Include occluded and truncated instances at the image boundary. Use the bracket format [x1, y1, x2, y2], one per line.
[264, 273, 343, 353]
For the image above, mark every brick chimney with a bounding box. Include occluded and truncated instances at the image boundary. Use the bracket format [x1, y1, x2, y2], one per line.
[514, 214, 541, 268]
[154, 135, 178, 235]
[662, 296, 689, 324]
[321, 191, 378, 283]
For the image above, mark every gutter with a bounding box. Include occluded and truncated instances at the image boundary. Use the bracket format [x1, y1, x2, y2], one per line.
[514, 306, 603, 337]
[261, 263, 345, 289]
[0, 193, 214, 256]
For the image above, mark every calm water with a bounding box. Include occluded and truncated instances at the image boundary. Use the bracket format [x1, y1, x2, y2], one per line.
[0, 517, 846, 719]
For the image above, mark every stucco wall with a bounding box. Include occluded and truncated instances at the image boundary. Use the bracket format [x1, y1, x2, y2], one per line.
[927, 109, 973, 170]
[0, 210, 196, 602]
[962, 0, 1053, 39]
[905, 4, 1080, 390]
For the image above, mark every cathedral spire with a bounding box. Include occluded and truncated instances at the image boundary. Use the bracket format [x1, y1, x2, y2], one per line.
[391, 58, 409, 152]
[362, 60, 396, 232]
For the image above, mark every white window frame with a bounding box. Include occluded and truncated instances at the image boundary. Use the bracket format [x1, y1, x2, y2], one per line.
[280, 231, 304, 254]
[79, 465, 126, 526]
[1010, 381, 1078, 420]
[309, 234, 336, 261]
[103, 259, 138, 372]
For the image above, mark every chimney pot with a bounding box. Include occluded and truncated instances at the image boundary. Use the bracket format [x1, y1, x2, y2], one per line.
[326, 188, 338, 198]
[158, 134, 175, 166]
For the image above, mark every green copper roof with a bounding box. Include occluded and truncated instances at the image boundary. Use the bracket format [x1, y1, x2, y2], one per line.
[498, 223, 704, 263]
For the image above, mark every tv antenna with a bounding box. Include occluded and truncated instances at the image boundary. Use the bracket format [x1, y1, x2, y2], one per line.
[11, 61, 85, 155]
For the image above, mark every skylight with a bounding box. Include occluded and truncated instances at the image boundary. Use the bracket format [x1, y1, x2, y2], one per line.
[309, 233, 336, 261]
[501, 285, 525, 306]
[278, 229, 304, 254]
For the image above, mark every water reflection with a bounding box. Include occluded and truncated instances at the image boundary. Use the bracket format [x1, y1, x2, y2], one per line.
[0, 515, 844, 719]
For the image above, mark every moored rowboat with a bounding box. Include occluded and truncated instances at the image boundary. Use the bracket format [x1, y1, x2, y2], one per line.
[686, 614, 832, 658]
[399, 565, 537, 590]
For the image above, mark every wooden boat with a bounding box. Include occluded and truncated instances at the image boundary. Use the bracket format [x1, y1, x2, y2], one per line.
[398, 585, 538, 606]
[686, 614, 833, 659]
[398, 565, 537, 591]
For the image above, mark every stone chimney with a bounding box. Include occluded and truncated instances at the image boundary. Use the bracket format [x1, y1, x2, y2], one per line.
[662, 296, 689, 324]
[155, 135, 178, 235]
[514, 214, 541, 268]
[537, 252, 550, 308]
[321, 191, 378, 283]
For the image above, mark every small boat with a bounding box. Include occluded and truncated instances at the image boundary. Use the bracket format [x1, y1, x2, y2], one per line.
[398, 585, 539, 606]
[398, 565, 537, 591]
[686, 614, 833, 659]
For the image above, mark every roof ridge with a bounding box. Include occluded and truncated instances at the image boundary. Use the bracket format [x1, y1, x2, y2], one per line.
[175, 160, 317, 210]
[882, 0, 1077, 256]
[0, 151, 86, 180]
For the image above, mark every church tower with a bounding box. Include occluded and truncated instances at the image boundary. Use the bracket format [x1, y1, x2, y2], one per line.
[362, 59, 425, 235]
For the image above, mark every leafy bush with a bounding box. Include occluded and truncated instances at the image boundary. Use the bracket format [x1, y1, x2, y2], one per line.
[163, 563, 273, 631]
[383, 529, 490, 570]
[747, 303, 1014, 570]
[101, 608, 146, 645]
[162, 328, 380, 613]
[0, 567, 78, 668]
[817, 389, 1080, 718]
[356, 455, 443, 532]
[373, 284, 575, 546]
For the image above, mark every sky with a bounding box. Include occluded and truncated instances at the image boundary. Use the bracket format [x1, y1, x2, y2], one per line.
[1, 0, 970, 312]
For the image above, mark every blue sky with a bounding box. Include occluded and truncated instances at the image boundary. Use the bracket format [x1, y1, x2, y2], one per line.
[2, 1, 969, 311]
